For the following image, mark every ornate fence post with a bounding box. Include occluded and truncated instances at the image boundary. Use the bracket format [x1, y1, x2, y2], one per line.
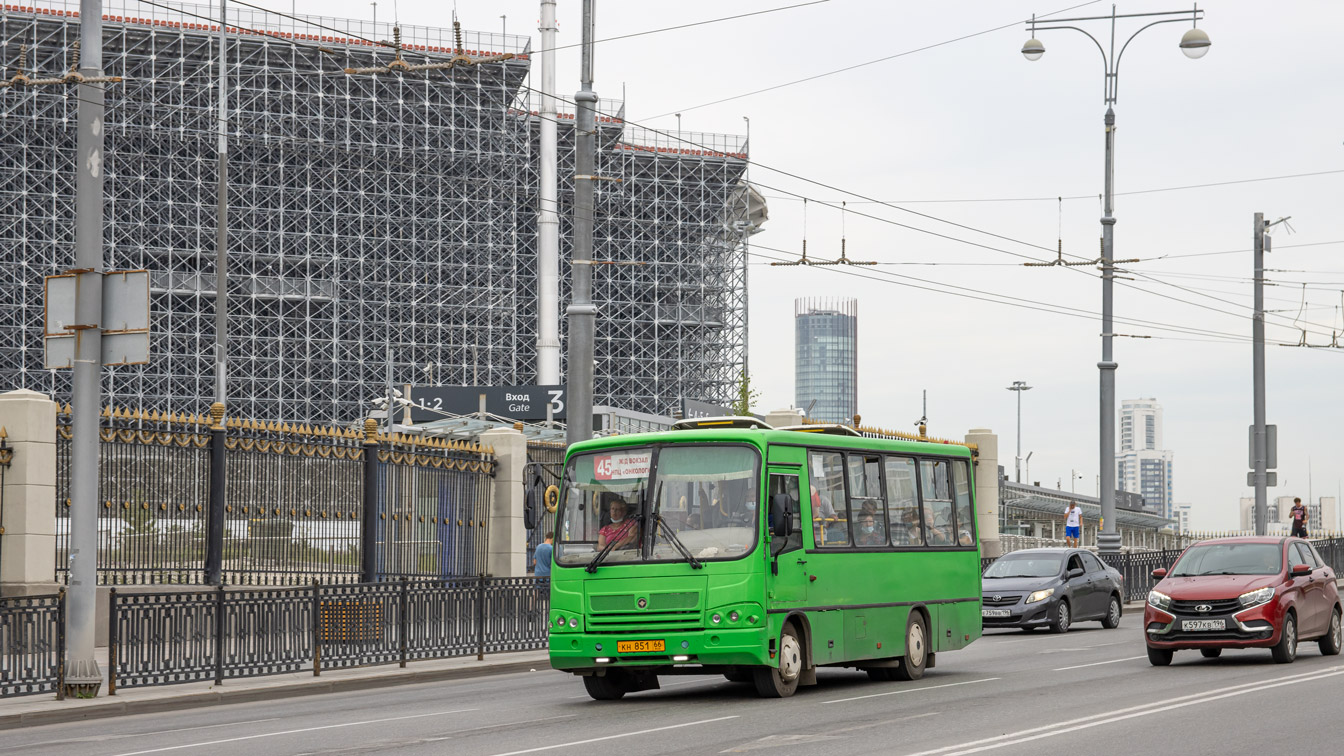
[311, 579, 322, 677]
[56, 587, 67, 701]
[360, 419, 379, 583]
[399, 577, 409, 668]
[205, 403, 226, 585]
[214, 582, 226, 686]
[105, 587, 115, 696]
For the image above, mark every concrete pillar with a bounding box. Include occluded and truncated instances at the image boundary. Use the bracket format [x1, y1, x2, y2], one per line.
[479, 427, 527, 577]
[966, 429, 1001, 558]
[0, 389, 60, 597]
[764, 408, 804, 428]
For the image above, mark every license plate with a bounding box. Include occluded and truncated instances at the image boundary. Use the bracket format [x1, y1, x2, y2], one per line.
[1181, 619, 1226, 632]
[617, 640, 665, 653]
[982, 609, 1011, 618]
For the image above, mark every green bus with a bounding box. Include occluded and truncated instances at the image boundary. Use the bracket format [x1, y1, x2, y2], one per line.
[547, 418, 983, 699]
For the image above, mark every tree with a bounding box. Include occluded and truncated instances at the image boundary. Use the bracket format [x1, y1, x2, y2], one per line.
[731, 370, 761, 417]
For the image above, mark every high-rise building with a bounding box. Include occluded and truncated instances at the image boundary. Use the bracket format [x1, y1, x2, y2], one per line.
[1116, 398, 1174, 517]
[1172, 502, 1193, 533]
[0, 4, 757, 423]
[1239, 495, 1337, 533]
[794, 298, 857, 424]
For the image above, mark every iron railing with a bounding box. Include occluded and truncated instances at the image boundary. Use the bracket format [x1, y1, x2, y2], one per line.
[55, 407, 496, 586]
[0, 592, 65, 699]
[0, 430, 10, 583]
[107, 577, 548, 692]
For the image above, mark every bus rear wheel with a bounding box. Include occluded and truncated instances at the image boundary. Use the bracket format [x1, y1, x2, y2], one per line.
[583, 671, 628, 701]
[753, 625, 803, 698]
[723, 669, 753, 683]
[892, 612, 928, 681]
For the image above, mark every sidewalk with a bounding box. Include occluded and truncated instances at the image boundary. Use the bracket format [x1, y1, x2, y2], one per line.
[0, 648, 551, 730]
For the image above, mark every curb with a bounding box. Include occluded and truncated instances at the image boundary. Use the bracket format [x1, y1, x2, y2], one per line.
[0, 658, 544, 731]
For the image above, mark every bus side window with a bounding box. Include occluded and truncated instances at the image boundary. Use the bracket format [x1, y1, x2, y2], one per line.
[920, 459, 954, 547]
[885, 456, 922, 546]
[952, 460, 975, 547]
[808, 451, 846, 547]
[847, 454, 885, 547]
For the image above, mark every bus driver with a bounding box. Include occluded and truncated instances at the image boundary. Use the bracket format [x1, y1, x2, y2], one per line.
[597, 499, 640, 551]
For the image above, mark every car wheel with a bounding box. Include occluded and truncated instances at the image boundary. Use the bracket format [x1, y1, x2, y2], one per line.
[583, 671, 628, 700]
[1200, 648, 1222, 659]
[1101, 595, 1122, 629]
[892, 612, 929, 681]
[753, 624, 802, 698]
[1147, 646, 1173, 666]
[1319, 608, 1342, 656]
[1049, 600, 1071, 634]
[1271, 612, 1298, 664]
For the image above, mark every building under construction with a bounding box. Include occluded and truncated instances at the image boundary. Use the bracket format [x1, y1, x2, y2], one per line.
[0, 2, 762, 424]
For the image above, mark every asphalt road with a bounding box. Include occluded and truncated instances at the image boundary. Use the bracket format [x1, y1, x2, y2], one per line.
[6, 618, 1343, 756]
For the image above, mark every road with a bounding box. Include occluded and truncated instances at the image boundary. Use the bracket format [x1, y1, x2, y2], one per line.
[5, 619, 1343, 755]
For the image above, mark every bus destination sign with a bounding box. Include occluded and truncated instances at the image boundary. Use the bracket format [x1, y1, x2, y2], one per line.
[593, 452, 652, 481]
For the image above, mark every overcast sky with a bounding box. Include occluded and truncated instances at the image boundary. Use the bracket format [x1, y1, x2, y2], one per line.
[281, 0, 1343, 531]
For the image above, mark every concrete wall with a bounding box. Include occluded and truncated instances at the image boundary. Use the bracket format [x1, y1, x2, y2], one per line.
[0, 389, 59, 597]
[480, 427, 527, 578]
[966, 429, 1001, 558]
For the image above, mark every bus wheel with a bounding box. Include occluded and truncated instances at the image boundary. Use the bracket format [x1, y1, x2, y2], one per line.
[583, 671, 628, 701]
[892, 613, 928, 681]
[753, 625, 802, 698]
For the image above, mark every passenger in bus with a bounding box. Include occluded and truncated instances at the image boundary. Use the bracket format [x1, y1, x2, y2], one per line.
[810, 485, 839, 545]
[958, 528, 974, 547]
[855, 509, 885, 547]
[596, 499, 640, 551]
[928, 513, 954, 546]
[892, 509, 922, 546]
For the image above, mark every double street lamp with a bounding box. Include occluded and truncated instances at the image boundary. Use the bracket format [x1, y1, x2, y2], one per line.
[1019, 5, 1210, 554]
[1006, 381, 1032, 483]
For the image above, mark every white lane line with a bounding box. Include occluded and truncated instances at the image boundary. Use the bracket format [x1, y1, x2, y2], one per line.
[136, 718, 282, 736]
[1052, 655, 1147, 671]
[822, 677, 1000, 704]
[486, 715, 739, 756]
[904, 665, 1344, 756]
[107, 708, 479, 756]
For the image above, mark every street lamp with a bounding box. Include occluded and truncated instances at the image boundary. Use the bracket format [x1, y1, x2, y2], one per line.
[1019, 4, 1209, 555]
[1006, 381, 1032, 483]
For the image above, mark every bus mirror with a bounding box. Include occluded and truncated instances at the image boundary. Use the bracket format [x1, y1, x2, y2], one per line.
[770, 494, 792, 538]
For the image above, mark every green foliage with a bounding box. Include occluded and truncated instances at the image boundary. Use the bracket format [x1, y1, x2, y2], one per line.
[731, 370, 761, 417]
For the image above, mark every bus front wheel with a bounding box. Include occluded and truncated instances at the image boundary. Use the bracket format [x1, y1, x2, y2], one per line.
[892, 612, 928, 681]
[753, 625, 803, 698]
[583, 671, 628, 701]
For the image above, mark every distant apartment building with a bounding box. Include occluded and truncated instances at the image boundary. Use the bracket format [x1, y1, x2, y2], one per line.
[1116, 398, 1175, 517]
[1241, 495, 1339, 533]
[794, 298, 858, 424]
[1172, 503, 1193, 533]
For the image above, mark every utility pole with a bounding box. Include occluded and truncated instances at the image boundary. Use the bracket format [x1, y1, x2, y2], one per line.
[1252, 212, 1268, 535]
[205, 0, 231, 588]
[536, 0, 560, 385]
[65, 0, 108, 696]
[565, 0, 598, 447]
[1006, 381, 1031, 482]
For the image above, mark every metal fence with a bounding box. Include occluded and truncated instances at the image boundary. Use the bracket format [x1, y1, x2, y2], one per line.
[982, 536, 1344, 603]
[0, 430, 10, 583]
[107, 577, 549, 692]
[0, 592, 65, 699]
[55, 407, 496, 586]
[524, 441, 566, 572]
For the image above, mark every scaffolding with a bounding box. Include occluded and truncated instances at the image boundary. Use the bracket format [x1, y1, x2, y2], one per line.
[0, 2, 755, 423]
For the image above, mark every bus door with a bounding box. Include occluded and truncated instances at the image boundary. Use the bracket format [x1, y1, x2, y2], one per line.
[766, 470, 806, 605]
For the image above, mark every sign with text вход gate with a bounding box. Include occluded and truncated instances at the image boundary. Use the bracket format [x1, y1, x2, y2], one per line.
[407, 385, 566, 424]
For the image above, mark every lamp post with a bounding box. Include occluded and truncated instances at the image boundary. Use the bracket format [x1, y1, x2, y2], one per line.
[1020, 4, 1210, 555]
[1006, 381, 1032, 483]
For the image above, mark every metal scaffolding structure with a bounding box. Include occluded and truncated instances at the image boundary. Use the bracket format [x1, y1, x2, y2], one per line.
[0, 2, 756, 423]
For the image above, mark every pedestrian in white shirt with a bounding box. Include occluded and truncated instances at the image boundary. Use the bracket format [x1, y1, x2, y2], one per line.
[1064, 501, 1082, 547]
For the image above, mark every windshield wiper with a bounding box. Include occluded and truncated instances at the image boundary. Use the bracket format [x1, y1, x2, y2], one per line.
[585, 513, 643, 574]
[654, 513, 703, 570]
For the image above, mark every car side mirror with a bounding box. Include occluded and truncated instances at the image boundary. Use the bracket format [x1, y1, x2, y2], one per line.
[770, 494, 793, 539]
[1291, 563, 1312, 576]
[1151, 567, 1168, 579]
[1067, 567, 1085, 579]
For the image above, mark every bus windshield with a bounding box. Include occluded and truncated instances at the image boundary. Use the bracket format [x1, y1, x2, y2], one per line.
[554, 444, 761, 568]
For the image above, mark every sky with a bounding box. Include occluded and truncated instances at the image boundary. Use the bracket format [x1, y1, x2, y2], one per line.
[260, 0, 1341, 531]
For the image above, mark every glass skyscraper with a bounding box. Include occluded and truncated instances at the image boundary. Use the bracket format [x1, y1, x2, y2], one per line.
[794, 298, 857, 424]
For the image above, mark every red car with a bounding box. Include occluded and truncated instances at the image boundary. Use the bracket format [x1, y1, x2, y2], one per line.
[1145, 536, 1342, 665]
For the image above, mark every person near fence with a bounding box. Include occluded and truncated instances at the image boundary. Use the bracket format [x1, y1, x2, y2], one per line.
[597, 499, 640, 551]
[1065, 501, 1082, 548]
[534, 531, 554, 577]
[1290, 498, 1309, 538]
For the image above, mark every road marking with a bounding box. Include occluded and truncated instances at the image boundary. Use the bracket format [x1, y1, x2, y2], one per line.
[0, 718, 285, 751]
[485, 715, 739, 756]
[1053, 655, 1147, 671]
[904, 665, 1344, 756]
[107, 708, 479, 756]
[722, 714, 939, 752]
[136, 718, 282, 737]
[821, 677, 1000, 704]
